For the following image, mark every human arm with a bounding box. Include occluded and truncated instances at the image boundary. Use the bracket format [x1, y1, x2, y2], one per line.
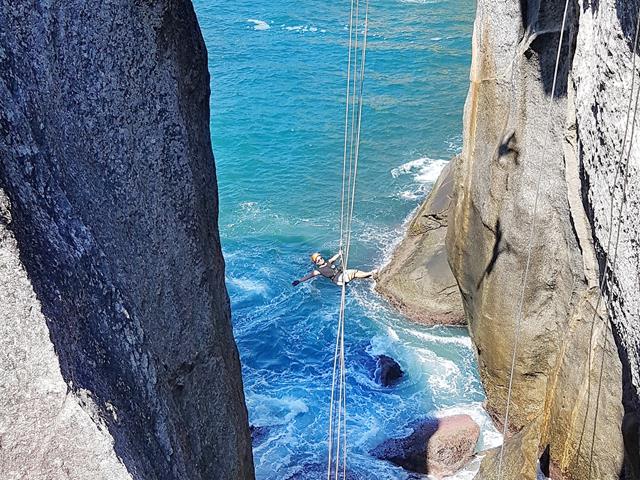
[292, 270, 320, 286]
[327, 249, 343, 265]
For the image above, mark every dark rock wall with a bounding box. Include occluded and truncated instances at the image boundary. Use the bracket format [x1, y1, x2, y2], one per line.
[0, 1, 254, 479]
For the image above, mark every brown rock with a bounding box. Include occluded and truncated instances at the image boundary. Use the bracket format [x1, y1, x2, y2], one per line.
[370, 415, 480, 479]
[376, 161, 465, 325]
[445, 0, 629, 478]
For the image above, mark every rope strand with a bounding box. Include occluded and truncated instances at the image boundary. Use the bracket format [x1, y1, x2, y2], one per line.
[497, 0, 571, 476]
[327, 2, 370, 477]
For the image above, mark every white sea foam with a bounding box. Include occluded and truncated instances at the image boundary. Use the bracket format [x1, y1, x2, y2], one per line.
[247, 19, 270, 31]
[240, 200, 257, 209]
[409, 329, 474, 348]
[391, 156, 449, 184]
[283, 24, 323, 33]
[247, 394, 309, 426]
[368, 333, 398, 356]
[227, 277, 269, 297]
[398, 189, 422, 201]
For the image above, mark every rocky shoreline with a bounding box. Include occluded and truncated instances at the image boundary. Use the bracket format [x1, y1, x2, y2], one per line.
[376, 161, 465, 326]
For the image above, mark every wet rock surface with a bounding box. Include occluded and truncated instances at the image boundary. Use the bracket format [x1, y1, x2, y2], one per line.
[376, 161, 465, 325]
[374, 355, 404, 387]
[370, 415, 480, 479]
[0, 1, 254, 479]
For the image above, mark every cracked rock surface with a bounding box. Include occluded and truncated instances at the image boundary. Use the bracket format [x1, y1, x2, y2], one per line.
[0, 1, 254, 479]
[377, 161, 465, 325]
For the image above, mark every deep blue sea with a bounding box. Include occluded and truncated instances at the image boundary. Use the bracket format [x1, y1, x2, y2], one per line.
[193, 1, 501, 478]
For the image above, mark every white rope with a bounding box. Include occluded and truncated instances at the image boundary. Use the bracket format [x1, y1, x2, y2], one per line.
[345, 0, 370, 270]
[497, 1, 571, 476]
[587, 11, 640, 476]
[344, 0, 361, 253]
[326, 287, 345, 480]
[327, 1, 371, 477]
[339, 0, 358, 253]
[328, 1, 356, 473]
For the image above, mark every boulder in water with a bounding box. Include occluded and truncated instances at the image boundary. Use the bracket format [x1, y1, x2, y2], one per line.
[374, 354, 404, 386]
[370, 414, 480, 478]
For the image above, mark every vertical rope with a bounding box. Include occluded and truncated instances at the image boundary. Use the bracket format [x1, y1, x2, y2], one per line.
[587, 11, 640, 476]
[326, 288, 345, 480]
[339, 0, 358, 252]
[328, 2, 371, 478]
[344, 0, 361, 253]
[345, 0, 370, 271]
[497, 0, 571, 476]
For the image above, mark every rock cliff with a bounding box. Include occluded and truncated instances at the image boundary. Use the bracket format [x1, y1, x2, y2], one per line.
[382, 0, 639, 478]
[446, 0, 639, 478]
[0, 1, 254, 479]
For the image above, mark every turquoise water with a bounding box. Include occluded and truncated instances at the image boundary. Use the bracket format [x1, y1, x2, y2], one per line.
[193, 1, 500, 478]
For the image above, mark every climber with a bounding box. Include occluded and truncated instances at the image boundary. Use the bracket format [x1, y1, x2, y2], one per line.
[292, 250, 378, 287]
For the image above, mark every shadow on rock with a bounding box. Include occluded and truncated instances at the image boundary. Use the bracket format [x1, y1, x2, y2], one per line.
[370, 414, 480, 479]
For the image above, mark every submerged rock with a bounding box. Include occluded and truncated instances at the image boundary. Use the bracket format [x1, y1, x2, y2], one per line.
[250, 425, 270, 446]
[370, 415, 480, 478]
[376, 161, 465, 325]
[374, 354, 404, 387]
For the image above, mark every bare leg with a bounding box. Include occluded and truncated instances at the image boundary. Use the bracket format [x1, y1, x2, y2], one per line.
[351, 269, 379, 280]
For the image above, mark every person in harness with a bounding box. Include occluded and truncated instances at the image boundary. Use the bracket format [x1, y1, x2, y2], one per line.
[292, 250, 378, 287]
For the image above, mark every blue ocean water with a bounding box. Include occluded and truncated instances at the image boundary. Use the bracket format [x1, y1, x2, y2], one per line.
[192, 1, 501, 478]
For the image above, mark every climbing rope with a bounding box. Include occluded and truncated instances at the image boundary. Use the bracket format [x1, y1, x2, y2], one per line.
[339, 0, 358, 255]
[327, 1, 370, 478]
[497, 0, 572, 476]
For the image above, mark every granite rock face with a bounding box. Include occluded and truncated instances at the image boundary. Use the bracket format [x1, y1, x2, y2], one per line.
[376, 161, 465, 325]
[445, 0, 639, 478]
[0, 1, 254, 479]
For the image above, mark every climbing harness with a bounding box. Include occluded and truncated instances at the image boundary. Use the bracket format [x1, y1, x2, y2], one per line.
[327, 1, 370, 478]
[318, 262, 341, 283]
